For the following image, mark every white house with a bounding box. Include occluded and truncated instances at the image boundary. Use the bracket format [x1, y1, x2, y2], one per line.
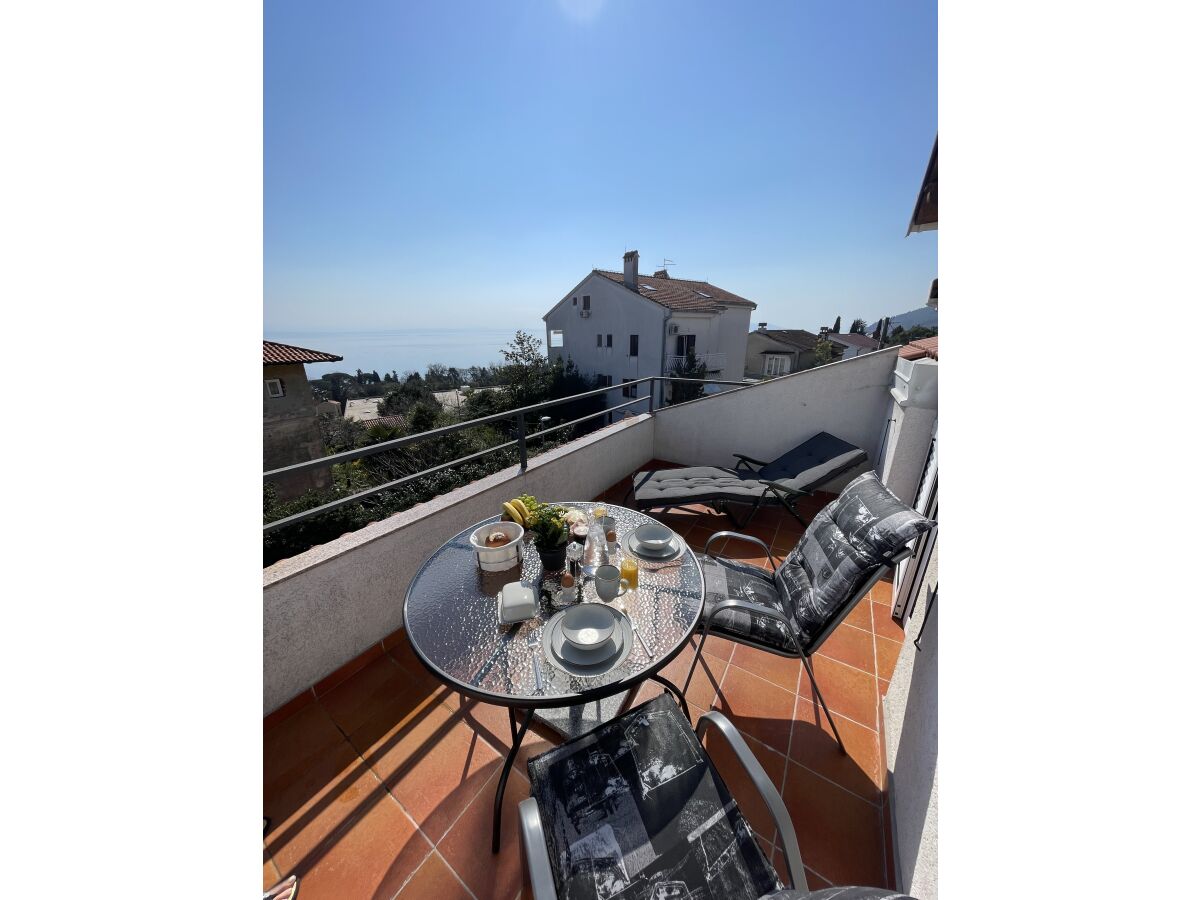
[543, 250, 756, 410]
[827, 331, 880, 359]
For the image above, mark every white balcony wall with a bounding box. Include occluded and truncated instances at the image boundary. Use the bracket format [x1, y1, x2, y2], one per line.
[884, 539, 938, 899]
[263, 415, 655, 714]
[652, 348, 901, 474]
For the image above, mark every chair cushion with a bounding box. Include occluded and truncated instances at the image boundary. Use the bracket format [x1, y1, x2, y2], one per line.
[759, 889, 917, 899]
[527, 693, 783, 900]
[827, 471, 935, 560]
[756, 431, 870, 492]
[775, 472, 934, 652]
[698, 555, 803, 653]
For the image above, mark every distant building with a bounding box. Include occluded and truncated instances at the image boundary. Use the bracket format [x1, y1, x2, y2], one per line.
[827, 332, 880, 359]
[264, 340, 343, 500]
[744, 324, 842, 378]
[344, 397, 382, 422]
[544, 250, 756, 410]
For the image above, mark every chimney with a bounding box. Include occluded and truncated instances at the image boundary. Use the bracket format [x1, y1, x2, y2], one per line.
[623, 250, 639, 290]
[757, 322, 768, 331]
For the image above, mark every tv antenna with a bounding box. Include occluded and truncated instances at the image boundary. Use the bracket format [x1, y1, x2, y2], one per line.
[660, 258, 674, 271]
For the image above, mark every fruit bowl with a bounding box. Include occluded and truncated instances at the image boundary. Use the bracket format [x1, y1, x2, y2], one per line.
[469, 522, 524, 572]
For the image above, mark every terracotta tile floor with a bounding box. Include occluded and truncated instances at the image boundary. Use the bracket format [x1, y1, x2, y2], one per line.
[264, 462, 908, 899]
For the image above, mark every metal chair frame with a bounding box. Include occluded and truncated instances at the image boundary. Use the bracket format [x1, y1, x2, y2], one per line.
[518, 708, 807, 900]
[684, 531, 910, 753]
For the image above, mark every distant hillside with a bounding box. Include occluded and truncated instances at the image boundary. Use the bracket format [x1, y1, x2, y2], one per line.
[867, 306, 937, 335]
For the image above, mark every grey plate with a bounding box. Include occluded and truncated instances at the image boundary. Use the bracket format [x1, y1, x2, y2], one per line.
[542, 607, 634, 677]
[620, 531, 686, 563]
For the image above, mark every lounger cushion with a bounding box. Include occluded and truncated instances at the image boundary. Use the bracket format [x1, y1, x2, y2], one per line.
[632, 433, 868, 509]
[632, 467, 769, 506]
[527, 693, 782, 900]
[697, 555, 804, 653]
[756, 432, 869, 492]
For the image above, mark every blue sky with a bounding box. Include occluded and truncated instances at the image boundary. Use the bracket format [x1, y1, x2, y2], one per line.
[265, 0, 937, 337]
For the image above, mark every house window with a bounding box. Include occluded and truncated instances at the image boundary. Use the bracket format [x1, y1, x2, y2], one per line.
[572, 296, 577, 305]
[763, 355, 791, 377]
[265, 378, 285, 398]
[674, 334, 696, 356]
[582, 295, 591, 311]
[597, 333, 602, 347]
[621, 378, 637, 398]
[606, 334, 613, 348]
[629, 334, 639, 357]
[550, 329, 564, 348]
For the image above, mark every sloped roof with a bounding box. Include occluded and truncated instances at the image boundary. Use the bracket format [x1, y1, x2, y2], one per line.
[264, 340, 343, 365]
[827, 332, 879, 350]
[899, 336, 939, 360]
[596, 270, 756, 313]
[907, 136, 938, 235]
[753, 329, 825, 352]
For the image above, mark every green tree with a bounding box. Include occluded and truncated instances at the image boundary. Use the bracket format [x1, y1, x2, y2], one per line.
[499, 330, 553, 407]
[885, 324, 937, 347]
[667, 349, 708, 404]
[811, 337, 834, 367]
[378, 378, 432, 416]
[832, 315, 842, 333]
[850, 318, 866, 335]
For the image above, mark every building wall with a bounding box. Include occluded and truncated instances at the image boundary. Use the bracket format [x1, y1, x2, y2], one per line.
[745, 331, 804, 377]
[263, 363, 330, 499]
[713, 305, 753, 378]
[263, 415, 656, 714]
[653, 348, 901, 472]
[884, 539, 938, 898]
[545, 273, 666, 410]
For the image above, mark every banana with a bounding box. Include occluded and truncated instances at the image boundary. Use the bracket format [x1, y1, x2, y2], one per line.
[510, 498, 531, 522]
[502, 501, 525, 526]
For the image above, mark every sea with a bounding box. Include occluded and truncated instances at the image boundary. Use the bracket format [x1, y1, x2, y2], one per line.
[265, 328, 538, 381]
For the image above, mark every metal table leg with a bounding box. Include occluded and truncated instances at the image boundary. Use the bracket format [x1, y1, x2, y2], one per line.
[493, 706, 532, 853]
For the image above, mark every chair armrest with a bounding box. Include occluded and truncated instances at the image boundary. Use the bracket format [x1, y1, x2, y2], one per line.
[764, 480, 813, 499]
[518, 797, 558, 900]
[695, 710, 807, 893]
[704, 531, 778, 573]
[732, 453, 769, 472]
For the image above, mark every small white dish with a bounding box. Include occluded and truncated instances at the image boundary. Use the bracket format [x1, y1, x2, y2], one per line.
[621, 531, 686, 563]
[633, 522, 673, 551]
[560, 603, 616, 650]
[498, 582, 537, 625]
[471, 521, 524, 572]
[542, 608, 635, 676]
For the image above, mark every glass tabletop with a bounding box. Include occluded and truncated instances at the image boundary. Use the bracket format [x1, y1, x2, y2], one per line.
[402, 502, 705, 707]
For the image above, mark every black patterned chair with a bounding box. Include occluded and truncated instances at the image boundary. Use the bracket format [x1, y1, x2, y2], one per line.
[626, 432, 870, 529]
[519, 694, 916, 900]
[685, 472, 934, 752]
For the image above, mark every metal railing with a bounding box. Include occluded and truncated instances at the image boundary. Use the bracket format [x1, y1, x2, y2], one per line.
[263, 375, 749, 533]
[666, 352, 727, 371]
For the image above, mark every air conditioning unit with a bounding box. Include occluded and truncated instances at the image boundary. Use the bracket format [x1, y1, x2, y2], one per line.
[579, 309, 591, 318]
[668, 324, 679, 334]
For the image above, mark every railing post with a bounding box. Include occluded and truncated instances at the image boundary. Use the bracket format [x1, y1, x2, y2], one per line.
[648, 377, 656, 415]
[516, 413, 528, 471]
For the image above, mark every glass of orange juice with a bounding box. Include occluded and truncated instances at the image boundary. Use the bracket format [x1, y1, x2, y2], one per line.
[619, 556, 638, 590]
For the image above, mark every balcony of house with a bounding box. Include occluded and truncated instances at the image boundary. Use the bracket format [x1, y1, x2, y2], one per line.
[665, 351, 727, 372]
[263, 347, 939, 900]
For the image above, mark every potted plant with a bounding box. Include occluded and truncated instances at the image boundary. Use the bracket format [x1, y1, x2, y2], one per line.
[519, 494, 569, 570]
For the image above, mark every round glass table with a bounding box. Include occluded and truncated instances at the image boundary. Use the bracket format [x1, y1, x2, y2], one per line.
[402, 502, 705, 851]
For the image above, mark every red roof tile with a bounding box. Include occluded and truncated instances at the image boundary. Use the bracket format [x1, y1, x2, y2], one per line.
[263, 340, 343, 365]
[595, 270, 756, 313]
[898, 336, 939, 360]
